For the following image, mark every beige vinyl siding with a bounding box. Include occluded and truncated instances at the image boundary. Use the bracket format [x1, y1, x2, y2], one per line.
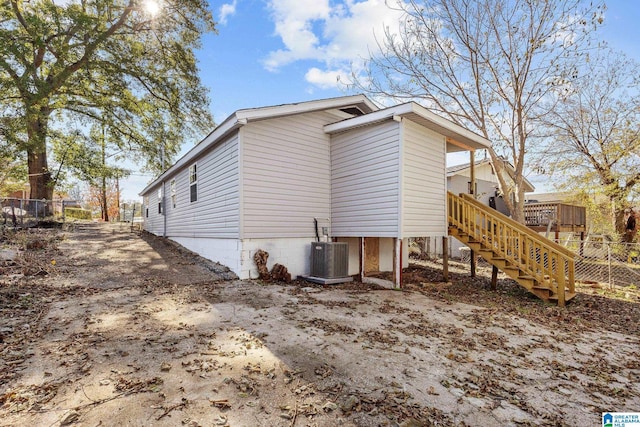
[401, 119, 447, 236]
[164, 134, 240, 238]
[331, 120, 401, 237]
[241, 111, 340, 238]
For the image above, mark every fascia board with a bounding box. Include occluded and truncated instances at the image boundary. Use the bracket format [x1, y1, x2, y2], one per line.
[141, 95, 378, 196]
[235, 95, 378, 123]
[325, 102, 491, 151]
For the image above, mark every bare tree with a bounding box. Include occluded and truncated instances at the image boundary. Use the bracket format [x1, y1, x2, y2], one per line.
[535, 49, 640, 238]
[353, 0, 604, 222]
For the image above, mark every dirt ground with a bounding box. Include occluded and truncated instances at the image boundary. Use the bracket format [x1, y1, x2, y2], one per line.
[1, 222, 639, 427]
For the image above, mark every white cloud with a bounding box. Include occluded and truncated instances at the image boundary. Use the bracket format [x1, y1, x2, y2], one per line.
[219, 0, 238, 25]
[264, 0, 406, 87]
[304, 67, 350, 89]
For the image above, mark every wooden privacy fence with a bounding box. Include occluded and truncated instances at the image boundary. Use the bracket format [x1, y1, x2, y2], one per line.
[448, 192, 576, 306]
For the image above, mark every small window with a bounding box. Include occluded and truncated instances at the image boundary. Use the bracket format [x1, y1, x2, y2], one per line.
[170, 179, 176, 208]
[144, 196, 149, 218]
[157, 188, 163, 214]
[189, 164, 198, 203]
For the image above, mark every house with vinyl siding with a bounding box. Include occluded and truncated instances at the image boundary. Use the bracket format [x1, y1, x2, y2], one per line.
[140, 95, 491, 284]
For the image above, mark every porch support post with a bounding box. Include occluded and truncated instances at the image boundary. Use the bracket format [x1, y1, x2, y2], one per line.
[393, 238, 402, 288]
[442, 236, 449, 282]
[469, 150, 475, 197]
[359, 237, 365, 281]
[469, 150, 476, 278]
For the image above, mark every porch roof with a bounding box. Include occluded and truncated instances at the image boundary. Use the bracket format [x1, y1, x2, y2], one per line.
[324, 102, 491, 152]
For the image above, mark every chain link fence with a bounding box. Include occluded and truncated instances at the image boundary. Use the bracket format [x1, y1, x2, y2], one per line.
[409, 236, 640, 289]
[562, 239, 640, 288]
[1, 198, 65, 228]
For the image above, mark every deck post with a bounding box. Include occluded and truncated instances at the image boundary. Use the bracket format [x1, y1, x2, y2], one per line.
[442, 236, 449, 282]
[491, 265, 498, 291]
[470, 249, 477, 277]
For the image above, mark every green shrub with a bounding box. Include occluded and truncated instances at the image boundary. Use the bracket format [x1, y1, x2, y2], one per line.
[64, 207, 92, 220]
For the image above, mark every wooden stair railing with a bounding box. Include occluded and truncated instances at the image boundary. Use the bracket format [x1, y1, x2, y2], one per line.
[447, 192, 576, 306]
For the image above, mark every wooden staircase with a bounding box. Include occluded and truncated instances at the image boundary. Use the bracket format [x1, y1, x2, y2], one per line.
[448, 192, 576, 306]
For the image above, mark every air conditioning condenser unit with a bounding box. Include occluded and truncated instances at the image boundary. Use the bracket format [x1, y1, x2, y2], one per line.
[309, 242, 348, 279]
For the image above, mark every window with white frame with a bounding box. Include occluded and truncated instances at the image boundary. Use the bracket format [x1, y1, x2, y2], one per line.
[144, 196, 149, 218]
[157, 188, 163, 214]
[170, 179, 176, 208]
[189, 164, 197, 203]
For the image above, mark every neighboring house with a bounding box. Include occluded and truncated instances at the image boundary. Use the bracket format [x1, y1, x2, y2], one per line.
[140, 95, 490, 282]
[448, 157, 535, 210]
[445, 158, 535, 258]
[524, 191, 573, 204]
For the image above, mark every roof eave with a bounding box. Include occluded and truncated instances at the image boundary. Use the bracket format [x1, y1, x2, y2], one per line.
[140, 94, 379, 196]
[236, 94, 378, 123]
[139, 116, 242, 196]
[324, 102, 491, 151]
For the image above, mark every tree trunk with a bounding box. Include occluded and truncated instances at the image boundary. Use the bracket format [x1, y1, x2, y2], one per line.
[614, 204, 628, 239]
[510, 184, 525, 224]
[101, 175, 109, 222]
[27, 149, 52, 200]
[26, 105, 53, 216]
[100, 127, 109, 222]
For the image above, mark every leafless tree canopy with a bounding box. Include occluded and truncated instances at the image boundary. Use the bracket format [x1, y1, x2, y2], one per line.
[352, 0, 604, 222]
[534, 49, 640, 236]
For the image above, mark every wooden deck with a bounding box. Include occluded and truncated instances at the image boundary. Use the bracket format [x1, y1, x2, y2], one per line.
[524, 202, 586, 233]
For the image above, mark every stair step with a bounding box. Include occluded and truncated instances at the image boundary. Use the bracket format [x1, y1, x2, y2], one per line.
[491, 258, 508, 269]
[531, 288, 552, 300]
[548, 292, 577, 302]
[516, 275, 535, 289]
[448, 200, 576, 307]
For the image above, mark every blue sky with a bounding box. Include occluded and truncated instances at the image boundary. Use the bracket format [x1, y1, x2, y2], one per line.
[120, 0, 640, 201]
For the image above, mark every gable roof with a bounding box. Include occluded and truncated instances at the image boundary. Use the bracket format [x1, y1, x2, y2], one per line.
[140, 95, 378, 195]
[446, 158, 493, 176]
[324, 101, 491, 152]
[447, 157, 535, 193]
